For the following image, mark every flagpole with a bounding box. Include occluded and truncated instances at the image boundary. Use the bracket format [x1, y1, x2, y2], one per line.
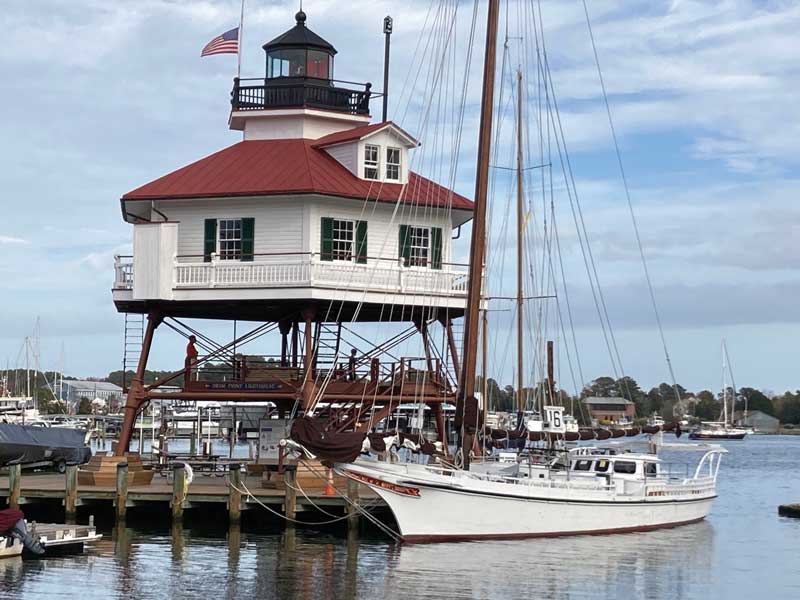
[237, 0, 245, 79]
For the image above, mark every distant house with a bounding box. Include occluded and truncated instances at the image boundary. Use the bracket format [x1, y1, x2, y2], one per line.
[734, 410, 779, 433]
[60, 380, 124, 407]
[582, 396, 636, 424]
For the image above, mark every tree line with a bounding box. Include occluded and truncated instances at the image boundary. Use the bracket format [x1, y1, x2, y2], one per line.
[479, 374, 800, 425]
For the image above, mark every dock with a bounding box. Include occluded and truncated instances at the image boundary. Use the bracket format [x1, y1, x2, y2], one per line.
[0, 461, 383, 530]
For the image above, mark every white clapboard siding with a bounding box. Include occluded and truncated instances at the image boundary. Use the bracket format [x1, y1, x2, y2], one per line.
[309, 196, 454, 265]
[155, 197, 305, 259]
[323, 144, 358, 177]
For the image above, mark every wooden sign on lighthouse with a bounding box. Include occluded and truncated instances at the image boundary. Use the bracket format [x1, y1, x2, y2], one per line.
[112, 10, 473, 455]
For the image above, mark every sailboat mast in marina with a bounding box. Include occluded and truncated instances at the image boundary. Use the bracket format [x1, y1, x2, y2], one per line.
[285, 1, 730, 542]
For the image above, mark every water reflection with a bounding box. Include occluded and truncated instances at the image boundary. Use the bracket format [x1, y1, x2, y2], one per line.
[386, 522, 714, 599]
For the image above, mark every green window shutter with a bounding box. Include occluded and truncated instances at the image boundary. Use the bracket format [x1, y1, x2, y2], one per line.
[203, 219, 217, 262]
[320, 217, 334, 261]
[431, 227, 443, 269]
[241, 218, 255, 261]
[399, 225, 411, 267]
[355, 221, 368, 264]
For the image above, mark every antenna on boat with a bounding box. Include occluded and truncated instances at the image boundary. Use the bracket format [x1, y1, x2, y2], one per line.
[457, 0, 500, 471]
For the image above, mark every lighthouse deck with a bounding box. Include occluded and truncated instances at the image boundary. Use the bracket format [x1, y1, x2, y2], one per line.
[113, 252, 469, 313]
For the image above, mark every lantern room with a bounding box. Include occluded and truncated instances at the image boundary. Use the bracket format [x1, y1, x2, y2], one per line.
[263, 10, 335, 81]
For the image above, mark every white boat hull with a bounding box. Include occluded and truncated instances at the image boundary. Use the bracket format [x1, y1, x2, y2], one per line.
[342, 461, 716, 542]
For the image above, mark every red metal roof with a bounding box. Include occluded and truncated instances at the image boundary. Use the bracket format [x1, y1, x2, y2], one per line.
[122, 139, 472, 211]
[311, 121, 417, 148]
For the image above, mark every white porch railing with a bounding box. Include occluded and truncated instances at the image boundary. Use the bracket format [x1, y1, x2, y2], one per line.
[114, 254, 468, 298]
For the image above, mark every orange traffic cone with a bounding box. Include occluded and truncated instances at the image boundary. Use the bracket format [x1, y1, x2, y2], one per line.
[324, 467, 336, 496]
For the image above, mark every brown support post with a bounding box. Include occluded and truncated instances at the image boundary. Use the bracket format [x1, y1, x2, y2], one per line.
[301, 306, 317, 410]
[415, 319, 435, 375]
[279, 320, 292, 367]
[547, 340, 556, 404]
[441, 317, 460, 385]
[9, 463, 21, 510]
[432, 403, 448, 456]
[65, 462, 78, 523]
[116, 461, 129, 521]
[291, 320, 299, 368]
[116, 312, 162, 456]
[228, 463, 242, 524]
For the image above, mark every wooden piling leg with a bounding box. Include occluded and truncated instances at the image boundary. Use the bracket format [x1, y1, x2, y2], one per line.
[116, 462, 129, 521]
[284, 467, 297, 523]
[228, 463, 242, 524]
[346, 477, 360, 533]
[65, 463, 78, 523]
[9, 463, 21, 510]
[172, 464, 186, 523]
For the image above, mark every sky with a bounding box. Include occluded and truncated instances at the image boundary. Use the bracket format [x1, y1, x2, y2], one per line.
[1, 0, 799, 395]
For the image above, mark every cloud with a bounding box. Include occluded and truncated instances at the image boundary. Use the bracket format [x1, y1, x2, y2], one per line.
[0, 235, 29, 245]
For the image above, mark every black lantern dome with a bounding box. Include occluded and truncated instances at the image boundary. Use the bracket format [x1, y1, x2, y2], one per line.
[263, 11, 336, 81]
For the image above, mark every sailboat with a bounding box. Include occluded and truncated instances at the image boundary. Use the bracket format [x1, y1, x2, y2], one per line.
[689, 340, 748, 440]
[285, 0, 727, 542]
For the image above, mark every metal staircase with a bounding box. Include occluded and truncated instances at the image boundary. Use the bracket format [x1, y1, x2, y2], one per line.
[122, 313, 144, 391]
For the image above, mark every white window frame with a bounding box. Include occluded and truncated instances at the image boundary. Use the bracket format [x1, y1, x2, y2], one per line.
[364, 144, 380, 180]
[386, 147, 401, 181]
[217, 218, 243, 261]
[331, 218, 356, 262]
[407, 225, 430, 268]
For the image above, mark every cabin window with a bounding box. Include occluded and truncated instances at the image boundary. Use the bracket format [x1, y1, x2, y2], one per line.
[594, 459, 610, 473]
[364, 144, 379, 179]
[320, 218, 367, 263]
[204, 218, 254, 262]
[613, 461, 637, 475]
[218, 219, 242, 260]
[644, 462, 658, 477]
[399, 225, 443, 269]
[332, 219, 354, 261]
[386, 147, 401, 180]
[573, 459, 593, 471]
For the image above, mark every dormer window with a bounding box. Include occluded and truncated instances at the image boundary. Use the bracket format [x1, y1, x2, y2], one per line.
[386, 147, 401, 181]
[364, 144, 379, 179]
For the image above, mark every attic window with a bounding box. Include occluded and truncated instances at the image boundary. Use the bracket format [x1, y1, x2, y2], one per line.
[386, 147, 401, 180]
[364, 144, 379, 179]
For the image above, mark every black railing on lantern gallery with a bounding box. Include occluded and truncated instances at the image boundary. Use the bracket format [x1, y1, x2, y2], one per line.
[231, 77, 376, 115]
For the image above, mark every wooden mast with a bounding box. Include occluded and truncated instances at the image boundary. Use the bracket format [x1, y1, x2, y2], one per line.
[458, 0, 500, 470]
[515, 70, 525, 416]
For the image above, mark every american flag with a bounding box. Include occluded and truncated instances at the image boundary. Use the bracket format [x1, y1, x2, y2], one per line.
[201, 27, 239, 57]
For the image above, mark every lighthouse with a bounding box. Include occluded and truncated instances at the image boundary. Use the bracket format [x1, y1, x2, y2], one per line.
[112, 11, 474, 454]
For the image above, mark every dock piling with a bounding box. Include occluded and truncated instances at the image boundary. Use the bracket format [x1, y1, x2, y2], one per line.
[284, 467, 297, 522]
[346, 477, 360, 532]
[65, 462, 78, 523]
[8, 463, 21, 510]
[116, 462, 129, 521]
[228, 463, 242, 524]
[172, 464, 186, 522]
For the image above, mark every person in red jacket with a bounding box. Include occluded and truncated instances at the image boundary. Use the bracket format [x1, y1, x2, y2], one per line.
[185, 335, 199, 381]
[0, 508, 45, 555]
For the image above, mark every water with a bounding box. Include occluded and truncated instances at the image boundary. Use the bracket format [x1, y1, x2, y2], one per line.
[2, 436, 799, 599]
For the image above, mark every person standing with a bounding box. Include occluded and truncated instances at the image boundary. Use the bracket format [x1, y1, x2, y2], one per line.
[185, 335, 199, 382]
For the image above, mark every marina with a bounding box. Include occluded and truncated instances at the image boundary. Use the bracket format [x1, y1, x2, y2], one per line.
[2, 0, 800, 598]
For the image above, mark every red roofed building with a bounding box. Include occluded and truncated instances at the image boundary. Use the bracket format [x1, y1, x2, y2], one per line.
[113, 10, 472, 454]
